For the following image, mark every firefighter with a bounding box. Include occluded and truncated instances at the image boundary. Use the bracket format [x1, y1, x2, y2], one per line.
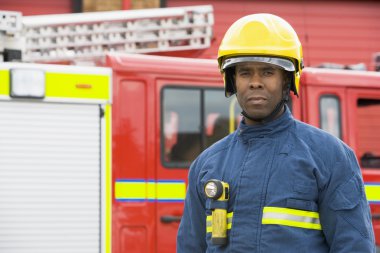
[176, 13, 375, 252]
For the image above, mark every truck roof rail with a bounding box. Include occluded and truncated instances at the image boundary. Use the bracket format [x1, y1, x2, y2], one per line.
[0, 5, 214, 63]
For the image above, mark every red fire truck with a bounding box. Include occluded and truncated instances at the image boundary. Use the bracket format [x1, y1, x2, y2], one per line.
[108, 53, 380, 253]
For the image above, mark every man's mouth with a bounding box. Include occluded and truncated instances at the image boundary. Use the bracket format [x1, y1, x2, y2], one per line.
[247, 96, 267, 105]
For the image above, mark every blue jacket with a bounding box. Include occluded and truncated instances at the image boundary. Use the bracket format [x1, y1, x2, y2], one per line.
[177, 107, 375, 252]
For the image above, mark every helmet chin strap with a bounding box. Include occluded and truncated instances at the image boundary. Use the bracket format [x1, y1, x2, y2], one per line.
[241, 83, 291, 124]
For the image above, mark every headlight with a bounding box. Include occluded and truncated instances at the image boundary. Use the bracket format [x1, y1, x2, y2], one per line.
[10, 69, 45, 98]
[204, 179, 223, 200]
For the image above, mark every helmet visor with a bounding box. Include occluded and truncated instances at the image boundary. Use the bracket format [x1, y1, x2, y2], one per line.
[222, 56, 295, 72]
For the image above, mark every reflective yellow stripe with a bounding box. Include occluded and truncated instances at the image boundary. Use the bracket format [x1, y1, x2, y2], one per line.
[206, 212, 233, 233]
[365, 184, 380, 203]
[115, 181, 146, 200]
[0, 69, 111, 100]
[0, 70, 9, 95]
[147, 181, 156, 200]
[262, 207, 322, 230]
[156, 181, 186, 201]
[46, 72, 110, 100]
[114, 180, 186, 202]
[262, 218, 322, 230]
[206, 214, 212, 233]
[104, 104, 112, 253]
[227, 212, 233, 229]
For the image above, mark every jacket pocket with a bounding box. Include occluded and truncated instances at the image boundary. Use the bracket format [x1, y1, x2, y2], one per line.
[328, 174, 371, 238]
[286, 198, 318, 212]
[293, 180, 313, 195]
[329, 174, 363, 210]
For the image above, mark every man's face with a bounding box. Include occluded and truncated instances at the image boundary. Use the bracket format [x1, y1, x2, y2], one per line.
[235, 62, 286, 125]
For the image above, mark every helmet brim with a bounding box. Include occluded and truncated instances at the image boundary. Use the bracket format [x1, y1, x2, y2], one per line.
[222, 56, 295, 72]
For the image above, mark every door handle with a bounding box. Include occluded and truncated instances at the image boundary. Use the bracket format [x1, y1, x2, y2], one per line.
[372, 213, 380, 220]
[160, 215, 182, 223]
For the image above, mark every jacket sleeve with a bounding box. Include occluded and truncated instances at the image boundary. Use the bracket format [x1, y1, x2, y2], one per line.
[177, 158, 207, 253]
[319, 148, 376, 252]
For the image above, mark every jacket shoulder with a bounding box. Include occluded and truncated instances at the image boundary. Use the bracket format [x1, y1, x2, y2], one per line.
[291, 120, 354, 164]
[293, 119, 347, 147]
[198, 132, 236, 163]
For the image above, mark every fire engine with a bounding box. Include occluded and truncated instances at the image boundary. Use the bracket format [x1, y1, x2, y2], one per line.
[107, 53, 380, 253]
[1, 5, 380, 253]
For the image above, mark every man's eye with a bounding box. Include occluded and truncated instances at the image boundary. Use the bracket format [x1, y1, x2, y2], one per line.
[239, 71, 250, 76]
[263, 71, 274, 76]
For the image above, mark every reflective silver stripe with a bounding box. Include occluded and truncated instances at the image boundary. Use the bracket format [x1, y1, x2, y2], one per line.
[222, 56, 295, 71]
[262, 212, 320, 224]
[262, 207, 322, 230]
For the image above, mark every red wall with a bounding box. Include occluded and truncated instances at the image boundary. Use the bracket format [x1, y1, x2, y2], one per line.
[167, 0, 380, 70]
[0, 0, 72, 15]
[2, 0, 379, 69]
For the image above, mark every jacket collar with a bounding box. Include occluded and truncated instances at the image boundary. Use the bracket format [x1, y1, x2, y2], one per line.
[237, 105, 293, 142]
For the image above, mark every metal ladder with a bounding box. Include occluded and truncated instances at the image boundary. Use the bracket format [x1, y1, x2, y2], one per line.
[0, 5, 214, 63]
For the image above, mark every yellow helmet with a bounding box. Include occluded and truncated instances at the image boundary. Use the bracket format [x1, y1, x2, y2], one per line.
[217, 13, 303, 97]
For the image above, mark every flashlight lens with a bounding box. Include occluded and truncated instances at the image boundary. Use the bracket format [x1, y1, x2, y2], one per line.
[205, 182, 218, 198]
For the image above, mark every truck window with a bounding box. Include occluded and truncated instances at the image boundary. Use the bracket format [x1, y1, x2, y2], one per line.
[319, 95, 342, 139]
[162, 87, 238, 168]
[204, 90, 232, 148]
[357, 99, 380, 169]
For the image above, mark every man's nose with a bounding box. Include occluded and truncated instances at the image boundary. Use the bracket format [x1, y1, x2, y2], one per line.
[249, 74, 263, 89]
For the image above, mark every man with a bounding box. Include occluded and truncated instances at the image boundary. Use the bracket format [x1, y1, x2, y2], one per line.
[176, 13, 375, 252]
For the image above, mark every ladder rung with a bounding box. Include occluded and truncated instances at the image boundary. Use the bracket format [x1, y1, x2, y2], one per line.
[1, 5, 214, 62]
[23, 42, 211, 62]
[23, 23, 211, 39]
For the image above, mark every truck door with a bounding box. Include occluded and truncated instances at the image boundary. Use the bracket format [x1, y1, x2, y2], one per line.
[0, 101, 102, 252]
[347, 88, 380, 245]
[157, 81, 239, 252]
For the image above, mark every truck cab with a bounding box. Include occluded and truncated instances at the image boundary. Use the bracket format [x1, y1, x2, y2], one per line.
[299, 68, 380, 246]
[107, 53, 380, 253]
